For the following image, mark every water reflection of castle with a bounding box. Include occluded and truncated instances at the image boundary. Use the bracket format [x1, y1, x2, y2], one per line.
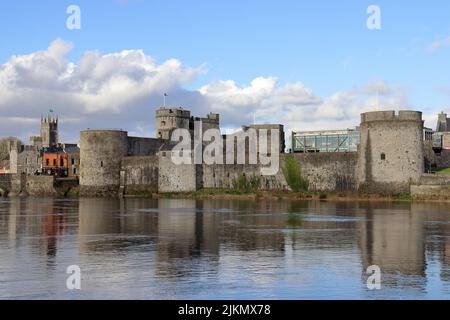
[4, 199, 450, 287]
[4, 198, 71, 267]
[77, 198, 287, 278]
[75, 199, 449, 282]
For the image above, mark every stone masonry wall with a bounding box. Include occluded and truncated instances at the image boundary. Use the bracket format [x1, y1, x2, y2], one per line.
[26, 176, 57, 196]
[201, 152, 357, 192]
[127, 137, 165, 156]
[282, 153, 358, 192]
[158, 153, 198, 193]
[202, 164, 284, 190]
[121, 156, 159, 194]
[0, 174, 12, 195]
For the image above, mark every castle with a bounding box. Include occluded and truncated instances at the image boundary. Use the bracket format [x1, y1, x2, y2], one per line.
[2, 107, 449, 198]
[76, 107, 442, 197]
[79, 107, 285, 196]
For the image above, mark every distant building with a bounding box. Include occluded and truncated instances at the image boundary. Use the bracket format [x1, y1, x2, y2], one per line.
[9, 140, 42, 175]
[436, 112, 450, 132]
[64, 143, 80, 177]
[424, 127, 433, 141]
[433, 112, 450, 151]
[42, 147, 67, 176]
[9, 114, 80, 177]
[41, 115, 58, 148]
[292, 128, 360, 153]
[433, 132, 450, 151]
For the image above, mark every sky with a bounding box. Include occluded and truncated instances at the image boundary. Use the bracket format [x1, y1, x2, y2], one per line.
[0, 0, 450, 143]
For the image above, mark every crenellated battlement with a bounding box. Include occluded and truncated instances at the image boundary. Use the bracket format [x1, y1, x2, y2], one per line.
[361, 110, 422, 123]
[156, 108, 191, 119]
[41, 115, 58, 124]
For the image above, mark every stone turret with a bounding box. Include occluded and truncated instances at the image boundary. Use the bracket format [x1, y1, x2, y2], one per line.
[357, 110, 424, 194]
[156, 108, 191, 140]
[79, 129, 128, 196]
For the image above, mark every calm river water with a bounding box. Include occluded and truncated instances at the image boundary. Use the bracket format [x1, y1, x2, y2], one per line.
[1, 197, 450, 300]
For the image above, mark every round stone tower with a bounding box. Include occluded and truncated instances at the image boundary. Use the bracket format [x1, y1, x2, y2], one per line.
[156, 108, 191, 140]
[79, 130, 128, 196]
[357, 110, 424, 194]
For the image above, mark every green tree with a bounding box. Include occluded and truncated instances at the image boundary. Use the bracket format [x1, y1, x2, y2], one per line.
[282, 155, 309, 192]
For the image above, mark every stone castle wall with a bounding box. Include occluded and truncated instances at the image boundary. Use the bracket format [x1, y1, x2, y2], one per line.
[127, 137, 165, 156]
[0, 174, 12, 195]
[0, 173, 26, 196]
[26, 176, 57, 196]
[195, 153, 357, 193]
[285, 153, 358, 192]
[121, 156, 159, 194]
[158, 152, 199, 193]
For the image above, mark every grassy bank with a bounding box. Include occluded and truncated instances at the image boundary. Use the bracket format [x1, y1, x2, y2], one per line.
[437, 168, 450, 174]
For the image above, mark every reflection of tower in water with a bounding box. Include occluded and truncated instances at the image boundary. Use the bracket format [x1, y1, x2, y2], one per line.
[78, 198, 159, 254]
[358, 202, 426, 284]
[414, 202, 450, 282]
[154, 199, 217, 279]
[154, 198, 287, 279]
[3, 199, 69, 259]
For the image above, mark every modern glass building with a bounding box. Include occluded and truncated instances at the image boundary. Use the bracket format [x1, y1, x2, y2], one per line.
[292, 128, 360, 153]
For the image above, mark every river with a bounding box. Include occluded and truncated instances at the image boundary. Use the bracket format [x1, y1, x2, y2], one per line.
[0, 197, 450, 299]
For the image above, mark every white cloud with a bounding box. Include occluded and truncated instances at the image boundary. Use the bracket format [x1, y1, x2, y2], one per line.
[429, 36, 450, 51]
[201, 78, 409, 136]
[0, 39, 204, 142]
[0, 39, 418, 144]
[199, 77, 278, 109]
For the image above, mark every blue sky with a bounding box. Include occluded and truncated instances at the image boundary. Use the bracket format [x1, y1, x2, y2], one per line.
[0, 0, 450, 141]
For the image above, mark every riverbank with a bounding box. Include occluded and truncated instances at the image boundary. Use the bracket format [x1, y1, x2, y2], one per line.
[4, 185, 450, 203]
[120, 188, 436, 203]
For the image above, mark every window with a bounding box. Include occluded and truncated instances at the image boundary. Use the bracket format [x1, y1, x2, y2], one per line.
[53, 159, 56, 166]
[73, 168, 77, 175]
[60, 158, 64, 167]
[381, 153, 386, 161]
[46, 159, 50, 166]
[71, 158, 75, 165]
[100, 161, 104, 168]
